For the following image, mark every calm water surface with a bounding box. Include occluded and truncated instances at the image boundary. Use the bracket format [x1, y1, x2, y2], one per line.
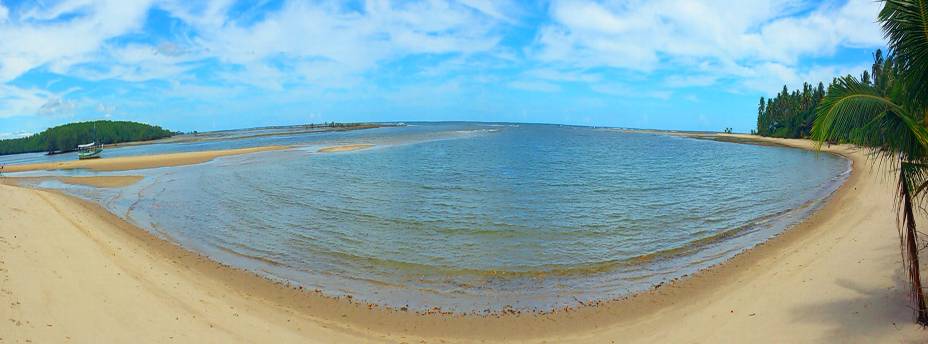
[13, 123, 850, 312]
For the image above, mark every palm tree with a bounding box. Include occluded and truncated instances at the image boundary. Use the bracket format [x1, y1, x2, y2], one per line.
[879, 0, 928, 112]
[812, 31, 928, 326]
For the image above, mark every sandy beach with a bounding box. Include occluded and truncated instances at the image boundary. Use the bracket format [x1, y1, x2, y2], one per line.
[1, 135, 926, 343]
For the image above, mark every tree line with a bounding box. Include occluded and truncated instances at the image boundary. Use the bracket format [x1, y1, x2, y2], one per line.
[755, 49, 887, 139]
[308, 122, 369, 128]
[0, 120, 174, 155]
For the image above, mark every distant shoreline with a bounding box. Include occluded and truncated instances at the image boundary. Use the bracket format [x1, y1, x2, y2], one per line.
[109, 123, 385, 148]
[1, 134, 924, 342]
[0, 122, 385, 158]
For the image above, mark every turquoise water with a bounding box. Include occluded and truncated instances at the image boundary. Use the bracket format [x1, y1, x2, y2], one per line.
[14, 123, 850, 312]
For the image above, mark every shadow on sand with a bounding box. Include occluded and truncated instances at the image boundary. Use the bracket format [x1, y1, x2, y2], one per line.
[789, 265, 918, 339]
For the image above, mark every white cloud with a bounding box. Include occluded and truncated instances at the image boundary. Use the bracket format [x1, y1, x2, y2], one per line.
[591, 83, 672, 100]
[0, 85, 54, 118]
[0, 0, 155, 82]
[0, 0, 889, 121]
[37, 97, 77, 117]
[0, 0, 507, 86]
[0, 3, 8, 23]
[508, 68, 601, 94]
[0, 0, 514, 118]
[740, 61, 871, 93]
[827, 0, 885, 47]
[754, 1, 882, 63]
[67, 43, 201, 82]
[458, 0, 516, 22]
[0, 80, 86, 118]
[158, 0, 504, 87]
[532, 0, 884, 87]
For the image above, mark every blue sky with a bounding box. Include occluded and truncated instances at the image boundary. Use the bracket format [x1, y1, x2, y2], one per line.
[0, 0, 885, 137]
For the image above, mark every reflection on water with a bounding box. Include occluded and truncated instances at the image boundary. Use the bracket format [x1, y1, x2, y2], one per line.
[17, 123, 850, 312]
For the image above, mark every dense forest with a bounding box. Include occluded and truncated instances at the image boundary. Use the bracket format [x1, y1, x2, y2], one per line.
[0, 120, 174, 155]
[756, 50, 887, 138]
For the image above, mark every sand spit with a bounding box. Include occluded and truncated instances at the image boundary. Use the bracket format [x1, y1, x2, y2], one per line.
[0, 146, 289, 173]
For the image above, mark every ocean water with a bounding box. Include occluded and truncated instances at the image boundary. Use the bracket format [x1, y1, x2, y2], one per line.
[13, 123, 850, 312]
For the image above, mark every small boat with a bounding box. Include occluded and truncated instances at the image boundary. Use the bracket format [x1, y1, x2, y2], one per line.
[77, 142, 102, 160]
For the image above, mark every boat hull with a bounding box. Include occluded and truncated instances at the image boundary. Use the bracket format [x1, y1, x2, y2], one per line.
[78, 149, 102, 160]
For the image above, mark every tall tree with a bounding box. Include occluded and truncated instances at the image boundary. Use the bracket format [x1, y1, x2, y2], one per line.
[755, 80, 834, 138]
[873, 49, 885, 87]
[757, 97, 766, 135]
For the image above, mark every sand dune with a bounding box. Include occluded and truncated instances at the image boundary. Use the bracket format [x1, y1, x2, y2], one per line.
[1, 136, 925, 342]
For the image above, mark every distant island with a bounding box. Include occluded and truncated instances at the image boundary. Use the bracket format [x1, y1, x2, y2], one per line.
[0, 120, 174, 156]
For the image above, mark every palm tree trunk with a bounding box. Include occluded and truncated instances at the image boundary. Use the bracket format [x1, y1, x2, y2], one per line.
[898, 166, 928, 325]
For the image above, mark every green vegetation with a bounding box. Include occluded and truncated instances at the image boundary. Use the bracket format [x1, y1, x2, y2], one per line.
[809, 0, 928, 325]
[755, 81, 829, 138]
[756, 50, 891, 140]
[0, 120, 174, 156]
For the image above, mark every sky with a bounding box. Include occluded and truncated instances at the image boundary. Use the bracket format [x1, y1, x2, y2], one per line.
[0, 0, 886, 137]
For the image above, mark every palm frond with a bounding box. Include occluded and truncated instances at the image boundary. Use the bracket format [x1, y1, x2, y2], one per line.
[812, 75, 928, 163]
[880, 0, 928, 107]
[906, 160, 928, 198]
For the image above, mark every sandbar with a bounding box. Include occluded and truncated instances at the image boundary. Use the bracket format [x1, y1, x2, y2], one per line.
[317, 144, 374, 153]
[0, 145, 289, 173]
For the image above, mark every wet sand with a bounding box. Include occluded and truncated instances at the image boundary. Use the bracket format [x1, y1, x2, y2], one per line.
[0, 145, 289, 173]
[317, 144, 374, 153]
[1, 135, 925, 342]
[2, 175, 144, 188]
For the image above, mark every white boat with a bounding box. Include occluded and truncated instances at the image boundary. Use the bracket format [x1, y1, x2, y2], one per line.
[77, 142, 102, 160]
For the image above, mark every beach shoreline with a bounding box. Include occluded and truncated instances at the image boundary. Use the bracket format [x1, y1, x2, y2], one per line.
[1, 175, 145, 188]
[1, 135, 925, 342]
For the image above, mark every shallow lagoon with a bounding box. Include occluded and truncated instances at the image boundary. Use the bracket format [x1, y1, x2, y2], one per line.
[17, 123, 849, 312]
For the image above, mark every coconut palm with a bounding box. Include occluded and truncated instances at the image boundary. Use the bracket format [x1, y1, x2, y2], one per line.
[879, 0, 928, 111]
[812, 49, 928, 325]
[812, 0, 928, 326]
